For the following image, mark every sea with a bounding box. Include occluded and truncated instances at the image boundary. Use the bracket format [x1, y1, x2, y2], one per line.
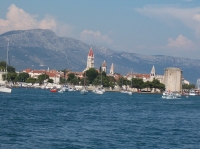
[0, 88, 200, 149]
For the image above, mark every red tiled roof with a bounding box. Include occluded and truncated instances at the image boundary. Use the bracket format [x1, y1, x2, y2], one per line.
[32, 70, 46, 73]
[23, 68, 32, 73]
[88, 47, 94, 57]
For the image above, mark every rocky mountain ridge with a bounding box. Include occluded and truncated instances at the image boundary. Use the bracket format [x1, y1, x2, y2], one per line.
[0, 29, 199, 83]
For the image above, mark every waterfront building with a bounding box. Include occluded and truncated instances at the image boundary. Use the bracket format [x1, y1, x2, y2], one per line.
[23, 68, 62, 84]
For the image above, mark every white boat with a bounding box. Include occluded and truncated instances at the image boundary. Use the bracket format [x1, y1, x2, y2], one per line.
[93, 69, 104, 95]
[93, 88, 104, 94]
[58, 89, 64, 93]
[120, 89, 127, 93]
[162, 91, 177, 99]
[189, 90, 196, 96]
[127, 91, 132, 95]
[68, 87, 75, 91]
[80, 87, 88, 95]
[127, 69, 133, 95]
[60, 85, 68, 92]
[0, 84, 12, 93]
[173, 92, 181, 97]
[0, 41, 12, 93]
[80, 71, 88, 95]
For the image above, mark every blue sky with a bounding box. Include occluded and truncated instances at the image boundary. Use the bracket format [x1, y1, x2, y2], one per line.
[1, 0, 200, 59]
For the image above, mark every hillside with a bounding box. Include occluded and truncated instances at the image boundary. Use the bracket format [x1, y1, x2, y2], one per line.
[0, 29, 200, 83]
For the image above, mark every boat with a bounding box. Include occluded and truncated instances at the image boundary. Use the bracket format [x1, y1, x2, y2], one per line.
[60, 85, 68, 92]
[50, 88, 57, 92]
[189, 90, 196, 96]
[127, 69, 133, 95]
[58, 89, 64, 93]
[68, 87, 75, 91]
[80, 87, 88, 95]
[93, 87, 104, 94]
[0, 41, 12, 93]
[0, 84, 12, 93]
[93, 69, 104, 94]
[173, 91, 181, 97]
[162, 91, 177, 99]
[127, 90, 132, 95]
[80, 71, 88, 95]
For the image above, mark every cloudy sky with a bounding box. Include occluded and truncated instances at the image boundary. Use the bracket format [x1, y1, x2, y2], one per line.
[1, 0, 200, 59]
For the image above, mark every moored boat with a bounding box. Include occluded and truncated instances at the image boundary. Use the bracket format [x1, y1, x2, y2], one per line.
[50, 88, 57, 92]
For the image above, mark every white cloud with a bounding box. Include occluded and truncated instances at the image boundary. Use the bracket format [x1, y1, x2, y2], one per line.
[0, 4, 72, 36]
[167, 34, 195, 50]
[80, 30, 113, 45]
[136, 6, 200, 36]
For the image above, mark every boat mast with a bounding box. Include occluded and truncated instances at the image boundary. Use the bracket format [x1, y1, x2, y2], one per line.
[131, 69, 132, 88]
[101, 68, 102, 87]
[6, 41, 9, 82]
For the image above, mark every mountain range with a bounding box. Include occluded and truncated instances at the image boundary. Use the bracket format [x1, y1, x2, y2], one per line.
[0, 29, 200, 84]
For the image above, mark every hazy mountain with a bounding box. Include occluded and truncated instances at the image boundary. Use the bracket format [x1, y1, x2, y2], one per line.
[0, 29, 200, 84]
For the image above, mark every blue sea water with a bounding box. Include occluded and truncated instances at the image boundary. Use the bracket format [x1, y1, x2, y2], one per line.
[0, 88, 200, 149]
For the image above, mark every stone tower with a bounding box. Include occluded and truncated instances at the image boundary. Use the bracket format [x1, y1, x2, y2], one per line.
[86, 47, 94, 70]
[102, 60, 107, 73]
[150, 65, 156, 81]
[163, 67, 182, 92]
[110, 63, 114, 75]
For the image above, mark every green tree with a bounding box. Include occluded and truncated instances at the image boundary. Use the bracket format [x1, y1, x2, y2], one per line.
[86, 68, 98, 84]
[151, 79, 165, 92]
[67, 73, 76, 81]
[37, 74, 49, 84]
[47, 78, 54, 83]
[7, 66, 15, 72]
[26, 78, 36, 84]
[158, 83, 165, 92]
[108, 76, 116, 89]
[0, 61, 6, 67]
[2, 72, 17, 83]
[67, 73, 79, 85]
[143, 81, 153, 92]
[117, 77, 126, 87]
[182, 84, 195, 89]
[132, 78, 144, 90]
[17, 72, 29, 82]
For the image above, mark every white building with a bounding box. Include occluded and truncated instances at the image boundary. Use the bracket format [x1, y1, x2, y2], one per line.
[84, 47, 94, 71]
[102, 60, 107, 73]
[110, 63, 114, 75]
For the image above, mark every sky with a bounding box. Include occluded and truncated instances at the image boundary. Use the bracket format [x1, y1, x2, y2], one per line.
[1, 0, 200, 59]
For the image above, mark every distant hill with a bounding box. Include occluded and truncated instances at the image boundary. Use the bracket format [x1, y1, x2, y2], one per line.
[0, 29, 200, 83]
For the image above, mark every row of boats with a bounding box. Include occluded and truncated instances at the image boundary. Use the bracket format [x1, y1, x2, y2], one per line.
[49, 85, 105, 95]
[50, 86, 133, 95]
[161, 90, 197, 99]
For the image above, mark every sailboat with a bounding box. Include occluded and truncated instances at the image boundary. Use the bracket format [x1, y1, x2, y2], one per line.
[120, 78, 127, 93]
[127, 70, 132, 95]
[60, 69, 68, 92]
[0, 41, 12, 93]
[93, 69, 104, 94]
[80, 71, 88, 95]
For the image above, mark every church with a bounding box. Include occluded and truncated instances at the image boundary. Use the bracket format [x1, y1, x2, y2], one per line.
[83, 47, 115, 76]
